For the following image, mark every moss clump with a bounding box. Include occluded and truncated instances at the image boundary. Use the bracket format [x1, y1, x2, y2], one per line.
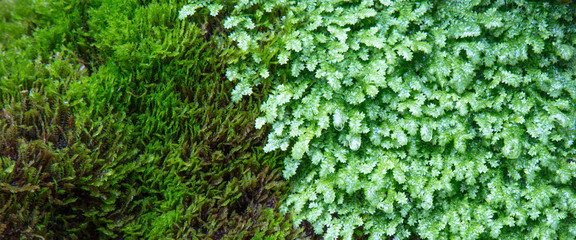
[0, 55, 137, 239]
[182, 1, 576, 239]
[83, 1, 308, 237]
[1, 0, 310, 238]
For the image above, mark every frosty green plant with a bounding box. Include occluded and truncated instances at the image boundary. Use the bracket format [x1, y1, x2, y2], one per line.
[181, 0, 576, 239]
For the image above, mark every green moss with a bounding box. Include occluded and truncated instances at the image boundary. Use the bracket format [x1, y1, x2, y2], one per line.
[0, 54, 137, 239]
[82, 0, 308, 237]
[184, 1, 576, 239]
[1, 0, 310, 239]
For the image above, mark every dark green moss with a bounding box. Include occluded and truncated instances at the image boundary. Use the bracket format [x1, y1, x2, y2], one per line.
[1, 0, 311, 239]
[0, 56, 137, 239]
[81, 1, 309, 238]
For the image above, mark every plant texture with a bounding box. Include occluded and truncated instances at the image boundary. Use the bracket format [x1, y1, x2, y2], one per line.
[0, 1, 137, 238]
[72, 0, 309, 238]
[182, 0, 576, 239]
[0, 53, 136, 239]
[1, 0, 309, 239]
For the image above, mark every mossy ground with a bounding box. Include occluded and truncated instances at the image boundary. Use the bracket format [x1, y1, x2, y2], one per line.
[0, 0, 316, 239]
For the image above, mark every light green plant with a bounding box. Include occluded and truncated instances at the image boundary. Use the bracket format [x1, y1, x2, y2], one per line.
[181, 0, 576, 239]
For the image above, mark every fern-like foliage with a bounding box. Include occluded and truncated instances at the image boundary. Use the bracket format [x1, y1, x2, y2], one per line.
[182, 0, 576, 239]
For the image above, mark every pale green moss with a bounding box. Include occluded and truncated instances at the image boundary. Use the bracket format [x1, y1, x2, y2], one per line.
[183, 0, 576, 239]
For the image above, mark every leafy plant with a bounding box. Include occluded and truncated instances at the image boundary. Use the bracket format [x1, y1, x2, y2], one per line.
[182, 0, 576, 239]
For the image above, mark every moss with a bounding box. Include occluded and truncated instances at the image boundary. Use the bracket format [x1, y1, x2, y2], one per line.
[186, 1, 576, 239]
[1, 0, 311, 239]
[82, 0, 309, 237]
[0, 54, 136, 239]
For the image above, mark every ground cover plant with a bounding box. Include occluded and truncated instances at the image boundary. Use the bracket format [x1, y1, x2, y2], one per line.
[1, 1, 135, 238]
[1, 0, 309, 239]
[181, 0, 576, 239]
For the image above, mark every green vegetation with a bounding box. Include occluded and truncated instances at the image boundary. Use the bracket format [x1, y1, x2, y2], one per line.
[181, 0, 576, 239]
[3, 0, 576, 239]
[1, 0, 309, 239]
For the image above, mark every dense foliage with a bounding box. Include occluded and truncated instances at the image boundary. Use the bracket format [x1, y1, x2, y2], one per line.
[0, 50, 133, 240]
[1, 0, 308, 239]
[1, 1, 132, 238]
[181, 0, 576, 239]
